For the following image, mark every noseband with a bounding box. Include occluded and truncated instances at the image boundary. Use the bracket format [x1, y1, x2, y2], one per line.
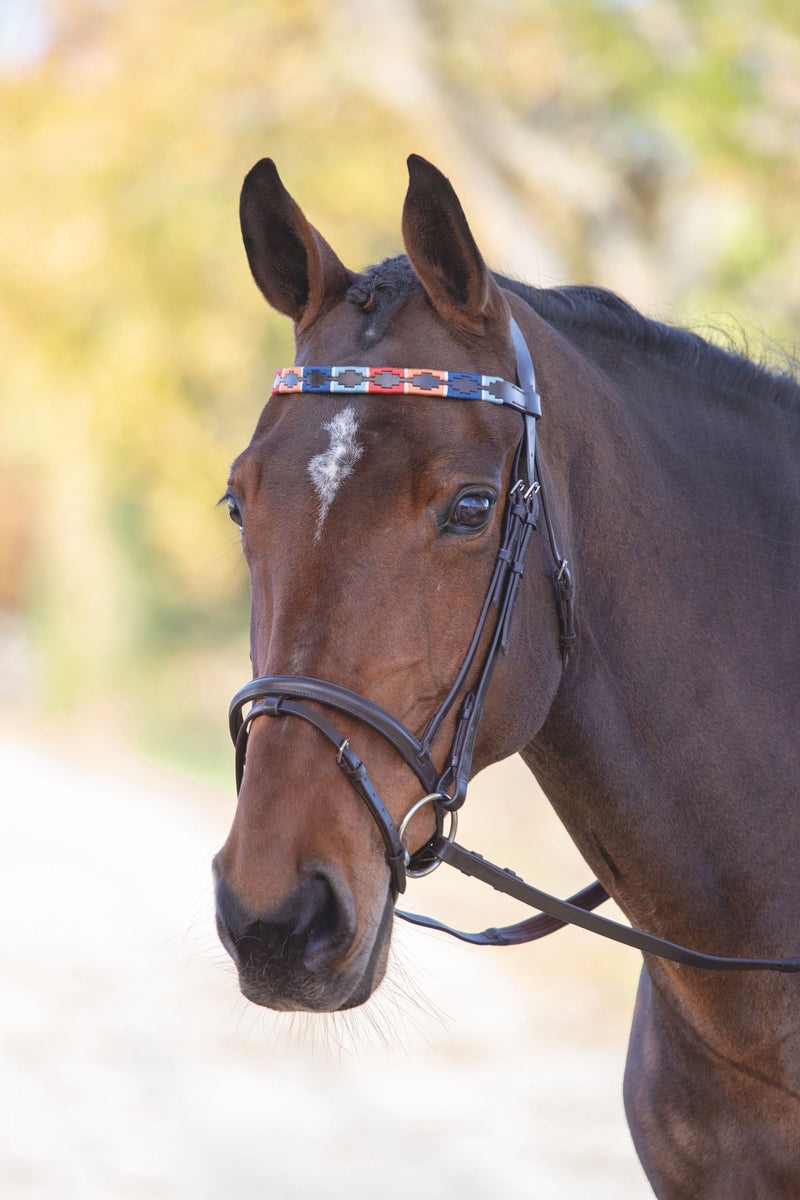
[228, 317, 800, 973]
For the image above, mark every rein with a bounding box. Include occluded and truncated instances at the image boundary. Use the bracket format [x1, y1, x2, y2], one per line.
[228, 316, 800, 974]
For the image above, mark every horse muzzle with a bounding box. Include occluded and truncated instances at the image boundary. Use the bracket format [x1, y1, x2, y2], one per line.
[212, 856, 393, 1011]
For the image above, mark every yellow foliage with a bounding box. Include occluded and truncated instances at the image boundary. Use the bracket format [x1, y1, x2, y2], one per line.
[1, 0, 798, 768]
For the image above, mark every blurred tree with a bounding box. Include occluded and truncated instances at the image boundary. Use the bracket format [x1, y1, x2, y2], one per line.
[0, 0, 797, 775]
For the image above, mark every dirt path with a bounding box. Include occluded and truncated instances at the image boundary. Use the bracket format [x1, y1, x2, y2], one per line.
[1, 729, 651, 1198]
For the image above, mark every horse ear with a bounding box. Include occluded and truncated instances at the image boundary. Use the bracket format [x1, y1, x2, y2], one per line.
[402, 154, 502, 333]
[239, 158, 352, 331]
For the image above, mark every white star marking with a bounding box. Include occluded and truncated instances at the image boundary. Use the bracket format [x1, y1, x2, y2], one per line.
[307, 405, 364, 540]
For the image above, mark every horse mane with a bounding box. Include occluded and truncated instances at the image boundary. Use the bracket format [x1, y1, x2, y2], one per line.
[500, 275, 800, 416]
[348, 254, 799, 414]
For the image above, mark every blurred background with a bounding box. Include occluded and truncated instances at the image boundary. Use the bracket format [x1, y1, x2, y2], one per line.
[1, 1, 798, 1197]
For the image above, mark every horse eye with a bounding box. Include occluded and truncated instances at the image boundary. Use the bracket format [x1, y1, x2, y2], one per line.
[446, 490, 495, 533]
[227, 495, 243, 527]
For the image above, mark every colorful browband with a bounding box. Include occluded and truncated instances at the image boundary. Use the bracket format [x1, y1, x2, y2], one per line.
[271, 366, 534, 413]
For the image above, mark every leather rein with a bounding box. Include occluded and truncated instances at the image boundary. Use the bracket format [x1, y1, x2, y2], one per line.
[228, 316, 800, 974]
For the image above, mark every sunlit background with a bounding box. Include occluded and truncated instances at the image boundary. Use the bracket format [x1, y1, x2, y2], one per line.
[1, 1, 798, 1197]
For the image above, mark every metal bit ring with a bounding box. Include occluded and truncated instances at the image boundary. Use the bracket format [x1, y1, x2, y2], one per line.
[399, 792, 459, 878]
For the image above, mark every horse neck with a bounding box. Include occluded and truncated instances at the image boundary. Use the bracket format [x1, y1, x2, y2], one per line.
[522, 312, 800, 953]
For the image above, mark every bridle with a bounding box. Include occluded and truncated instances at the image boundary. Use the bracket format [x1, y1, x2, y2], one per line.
[228, 316, 800, 974]
[229, 316, 559, 891]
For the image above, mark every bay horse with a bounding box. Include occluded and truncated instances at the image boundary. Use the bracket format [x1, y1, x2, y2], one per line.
[213, 154, 800, 1199]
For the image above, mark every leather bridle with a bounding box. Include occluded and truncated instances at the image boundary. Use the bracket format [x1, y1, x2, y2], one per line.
[228, 316, 800, 974]
[229, 316, 558, 892]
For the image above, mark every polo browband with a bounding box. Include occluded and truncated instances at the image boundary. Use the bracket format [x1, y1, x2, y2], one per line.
[228, 316, 800, 973]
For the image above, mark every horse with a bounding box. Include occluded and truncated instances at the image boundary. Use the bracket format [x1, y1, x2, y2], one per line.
[213, 154, 800, 1199]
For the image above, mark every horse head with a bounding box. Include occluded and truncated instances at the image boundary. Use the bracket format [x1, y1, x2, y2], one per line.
[207, 152, 800, 1200]
[213, 156, 565, 1011]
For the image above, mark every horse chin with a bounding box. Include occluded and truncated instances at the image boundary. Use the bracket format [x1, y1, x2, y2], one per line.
[235, 891, 394, 1013]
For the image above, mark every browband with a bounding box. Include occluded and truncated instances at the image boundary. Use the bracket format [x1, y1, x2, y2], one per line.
[271, 364, 541, 417]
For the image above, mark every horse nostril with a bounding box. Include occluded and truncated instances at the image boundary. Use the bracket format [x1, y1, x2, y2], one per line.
[215, 870, 356, 974]
[214, 874, 253, 950]
[300, 874, 349, 970]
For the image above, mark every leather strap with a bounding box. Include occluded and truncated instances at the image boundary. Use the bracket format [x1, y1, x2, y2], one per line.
[404, 838, 800, 972]
[508, 315, 540, 488]
[397, 878, 609, 945]
[234, 694, 408, 897]
[231, 675, 439, 793]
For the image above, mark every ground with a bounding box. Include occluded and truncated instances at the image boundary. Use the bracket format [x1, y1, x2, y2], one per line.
[1, 724, 651, 1198]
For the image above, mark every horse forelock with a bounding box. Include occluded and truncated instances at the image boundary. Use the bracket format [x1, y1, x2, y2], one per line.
[346, 254, 421, 349]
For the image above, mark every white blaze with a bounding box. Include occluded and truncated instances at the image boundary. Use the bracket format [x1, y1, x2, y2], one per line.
[307, 405, 364, 539]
